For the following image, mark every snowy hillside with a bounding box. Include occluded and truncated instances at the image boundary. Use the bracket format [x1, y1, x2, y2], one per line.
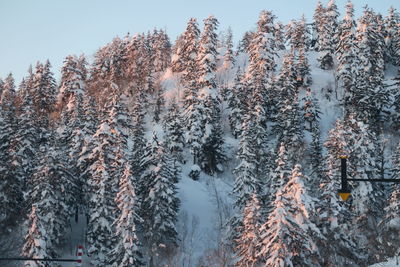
[1, 1, 400, 267]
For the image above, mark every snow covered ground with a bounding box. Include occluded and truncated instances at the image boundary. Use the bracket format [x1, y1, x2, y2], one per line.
[370, 257, 400, 267]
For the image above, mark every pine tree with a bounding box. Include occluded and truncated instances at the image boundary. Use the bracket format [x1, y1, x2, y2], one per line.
[352, 7, 387, 128]
[273, 52, 296, 124]
[196, 15, 225, 174]
[1, 73, 16, 111]
[152, 84, 165, 123]
[259, 165, 321, 267]
[185, 94, 202, 165]
[232, 116, 262, 211]
[222, 27, 235, 69]
[274, 22, 286, 51]
[384, 7, 400, 65]
[152, 29, 171, 73]
[58, 54, 87, 212]
[393, 13, 400, 66]
[28, 143, 73, 251]
[295, 47, 312, 90]
[286, 16, 310, 52]
[319, 116, 369, 265]
[76, 93, 99, 210]
[58, 55, 86, 108]
[140, 134, 180, 266]
[243, 11, 277, 180]
[309, 123, 324, 189]
[86, 153, 116, 266]
[302, 87, 321, 131]
[228, 69, 246, 139]
[391, 69, 400, 129]
[274, 54, 304, 164]
[11, 83, 38, 203]
[312, 1, 325, 51]
[317, 0, 339, 69]
[86, 116, 124, 265]
[171, 18, 200, 73]
[32, 60, 57, 123]
[108, 163, 143, 267]
[22, 206, 51, 267]
[0, 78, 4, 102]
[336, 1, 357, 110]
[130, 89, 147, 181]
[0, 73, 21, 228]
[163, 99, 184, 163]
[379, 184, 400, 259]
[234, 194, 263, 267]
[245, 10, 277, 96]
[268, 142, 292, 205]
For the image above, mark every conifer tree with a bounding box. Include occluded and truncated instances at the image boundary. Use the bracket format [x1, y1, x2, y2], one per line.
[295, 48, 312, 90]
[302, 87, 321, 131]
[273, 52, 296, 117]
[243, 11, 277, 179]
[268, 142, 292, 205]
[0, 73, 21, 228]
[259, 165, 321, 266]
[152, 84, 165, 123]
[171, 18, 200, 73]
[76, 93, 99, 209]
[196, 15, 225, 174]
[232, 116, 262, 211]
[1, 73, 16, 110]
[58, 55, 86, 108]
[309, 124, 323, 189]
[384, 7, 400, 65]
[0, 78, 3, 102]
[228, 69, 246, 139]
[379, 184, 400, 259]
[152, 29, 171, 73]
[58, 54, 87, 211]
[140, 134, 180, 266]
[237, 31, 254, 54]
[234, 194, 263, 267]
[317, 0, 339, 69]
[245, 10, 277, 99]
[185, 95, 202, 165]
[275, 54, 304, 163]
[352, 7, 388, 128]
[108, 163, 143, 267]
[32, 60, 57, 123]
[22, 206, 51, 267]
[274, 22, 286, 51]
[86, 153, 116, 266]
[320, 116, 370, 265]
[223, 27, 235, 69]
[286, 16, 310, 52]
[28, 143, 73, 251]
[130, 90, 147, 180]
[163, 99, 184, 163]
[11, 85, 38, 196]
[86, 114, 125, 265]
[312, 1, 325, 51]
[336, 1, 357, 110]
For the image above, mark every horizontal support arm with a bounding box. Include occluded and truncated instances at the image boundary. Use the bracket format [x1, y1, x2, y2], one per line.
[0, 258, 78, 262]
[347, 179, 400, 183]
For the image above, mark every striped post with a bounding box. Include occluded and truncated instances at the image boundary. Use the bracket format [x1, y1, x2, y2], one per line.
[76, 245, 83, 267]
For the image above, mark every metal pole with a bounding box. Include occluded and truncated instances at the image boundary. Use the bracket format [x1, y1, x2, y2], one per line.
[340, 156, 348, 192]
[338, 155, 351, 201]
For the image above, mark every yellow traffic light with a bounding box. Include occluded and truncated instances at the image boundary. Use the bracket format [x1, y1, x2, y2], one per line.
[338, 192, 351, 201]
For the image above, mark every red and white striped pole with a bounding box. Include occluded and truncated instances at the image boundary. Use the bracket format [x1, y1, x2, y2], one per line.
[76, 245, 83, 267]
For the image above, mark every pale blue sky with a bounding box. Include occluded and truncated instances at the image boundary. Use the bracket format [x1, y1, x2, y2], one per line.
[0, 0, 398, 84]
